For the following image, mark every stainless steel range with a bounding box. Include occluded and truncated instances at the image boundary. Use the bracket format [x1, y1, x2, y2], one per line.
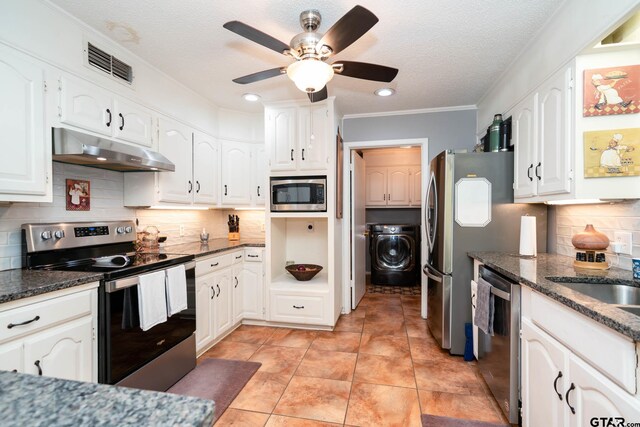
[22, 221, 196, 392]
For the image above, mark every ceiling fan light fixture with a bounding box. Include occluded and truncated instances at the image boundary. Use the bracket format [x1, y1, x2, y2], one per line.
[242, 93, 261, 102]
[374, 88, 395, 97]
[287, 60, 334, 93]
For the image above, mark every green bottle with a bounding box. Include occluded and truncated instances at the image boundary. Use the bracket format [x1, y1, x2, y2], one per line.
[489, 114, 502, 152]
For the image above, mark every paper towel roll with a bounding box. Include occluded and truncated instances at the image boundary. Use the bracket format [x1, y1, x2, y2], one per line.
[519, 216, 537, 256]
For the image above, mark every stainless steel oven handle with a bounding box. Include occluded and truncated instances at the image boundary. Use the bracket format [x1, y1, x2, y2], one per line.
[490, 285, 511, 301]
[105, 261, 195, 293]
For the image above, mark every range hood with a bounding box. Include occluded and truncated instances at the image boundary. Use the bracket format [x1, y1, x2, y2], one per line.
[52, 128, 175, 172]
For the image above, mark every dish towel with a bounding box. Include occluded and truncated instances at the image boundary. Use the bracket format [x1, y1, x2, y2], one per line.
[137, 270, 168, 331]
[165, 264, 188, 316]
[474, 277, 494, 335]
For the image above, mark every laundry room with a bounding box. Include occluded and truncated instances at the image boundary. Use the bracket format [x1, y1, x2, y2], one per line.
[362, 147, 423, 293]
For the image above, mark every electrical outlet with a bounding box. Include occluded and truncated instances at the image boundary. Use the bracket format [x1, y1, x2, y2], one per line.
[179, 225, 185, 237]
[613, 231, 632, 255]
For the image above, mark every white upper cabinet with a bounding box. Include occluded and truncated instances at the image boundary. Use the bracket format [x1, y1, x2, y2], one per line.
[253, 144, 267, 205]
[221, 141, 252, 206]
[409, 166, 422, 207]
[193, 131, 219, 205]
[365, 166, 411, 207]
[512, 66, 572, 201]
[158, 118, 194, 204]
[0, 46, 48, 199]
[387, 166, 410, 206]
[266, 103, 329, 173]
[298, 105, 328, 171]
[58, 75, 155, 147]
[365, 167, 387, 206]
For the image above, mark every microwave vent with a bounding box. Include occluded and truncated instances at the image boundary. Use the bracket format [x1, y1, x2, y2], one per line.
[87, 42, 133, 84]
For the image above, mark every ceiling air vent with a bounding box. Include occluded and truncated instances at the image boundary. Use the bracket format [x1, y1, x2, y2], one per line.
[87, 42, 133, 84]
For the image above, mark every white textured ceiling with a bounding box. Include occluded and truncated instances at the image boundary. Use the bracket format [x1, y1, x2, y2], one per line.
[49, 0, 563, 115]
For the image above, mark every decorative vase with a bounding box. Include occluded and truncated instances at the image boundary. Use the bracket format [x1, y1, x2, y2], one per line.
[571, 224, 609, 250]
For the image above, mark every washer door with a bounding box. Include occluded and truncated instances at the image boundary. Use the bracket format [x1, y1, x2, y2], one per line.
[374, 235, 415, 271]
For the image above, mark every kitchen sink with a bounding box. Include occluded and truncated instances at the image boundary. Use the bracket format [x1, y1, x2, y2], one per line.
[548, 279, 640, 305]
[616, 305, 640, 317]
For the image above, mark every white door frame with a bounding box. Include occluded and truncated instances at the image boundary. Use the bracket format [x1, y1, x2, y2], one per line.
[341, 138, 429, 316]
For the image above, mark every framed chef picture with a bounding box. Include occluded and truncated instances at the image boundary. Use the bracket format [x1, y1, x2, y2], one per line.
[583, 65, 639, 117]
[583, 128, 639, 178]
[66, 179, 91, 211]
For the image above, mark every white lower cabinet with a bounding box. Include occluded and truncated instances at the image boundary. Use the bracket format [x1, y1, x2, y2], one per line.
[269, 291, 328, 324]
[0, 285, 97, 382]
[23, 316, 93, 381]
[195, 250, 264, 353]
[521, 288, 640, 426]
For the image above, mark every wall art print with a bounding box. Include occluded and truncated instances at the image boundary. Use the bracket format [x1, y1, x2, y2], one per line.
[583, 128, 639, 178]
[583, 65, 639, 117]
[66, 179, 90, 211]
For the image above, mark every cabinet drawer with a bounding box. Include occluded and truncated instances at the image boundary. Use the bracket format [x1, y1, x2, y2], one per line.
[244, 249, 263, 262]
[231, 251, 244, 264]
[527, 289, 636, 393]
[0, 290, 92, 344]
[196, 253, 232, 276]
[270, 293, 326, 324]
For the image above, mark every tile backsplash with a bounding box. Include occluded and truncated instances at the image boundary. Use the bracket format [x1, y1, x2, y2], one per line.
[552, 200, 640, 271]
[0, 163, 265, 271]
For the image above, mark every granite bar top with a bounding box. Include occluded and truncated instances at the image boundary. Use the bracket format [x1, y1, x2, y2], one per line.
[0, 370, 214, 427]
[163, 238, 265, 258]
[0, 269, 103, 305]
[468, 252, 640, 341]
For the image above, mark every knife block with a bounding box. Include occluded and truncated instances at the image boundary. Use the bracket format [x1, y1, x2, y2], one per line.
[228, 232, 240, 241]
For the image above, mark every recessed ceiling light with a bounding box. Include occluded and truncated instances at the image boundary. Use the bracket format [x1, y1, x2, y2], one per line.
[96, 157, 107, 161]
[375, 88, 395, 97]
[242, 93, 261, 102]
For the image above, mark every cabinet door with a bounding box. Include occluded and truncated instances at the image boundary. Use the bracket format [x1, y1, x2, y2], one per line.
[0, 341, 23, 373]
[366, 167, 387, 206]
[409, 166, 422, 207]
[243, 262, 264, 320]
[232, 264, 243, 324]
[268, 107, 297, 171]
[569, 354, 640, 427]
[195, 274, 214, 352]
[513, 94, 538, 199]
[298, 106, 328, 171]
[521, 319, 568, 427]
[252, 144, 267, 205]
[221, 141, 251, 206]
[537, 66, 571, 196]
[158, 118, 193, 204]
[0, 48, 47, 196]
[59, 76, 112, 136]
[23, 316, 93, 382]
[193, 132, 219, 205]
[112, 98, 154, 147]
[213, 269, 233, 337]
[387, 167, 410, 206]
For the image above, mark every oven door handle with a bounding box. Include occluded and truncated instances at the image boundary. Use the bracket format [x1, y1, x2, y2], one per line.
[104, 261, 196, 293]
[490, 285, 511, 302]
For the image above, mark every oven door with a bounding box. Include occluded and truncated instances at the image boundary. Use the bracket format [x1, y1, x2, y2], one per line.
[270, 176, 326, 212]
[99, 261, 196, 386]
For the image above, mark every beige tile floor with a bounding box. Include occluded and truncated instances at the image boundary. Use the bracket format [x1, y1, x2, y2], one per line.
[201, 292, 509, 427]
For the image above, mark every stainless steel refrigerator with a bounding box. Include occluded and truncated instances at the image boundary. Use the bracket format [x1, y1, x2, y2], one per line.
[423, 150, 546, 355]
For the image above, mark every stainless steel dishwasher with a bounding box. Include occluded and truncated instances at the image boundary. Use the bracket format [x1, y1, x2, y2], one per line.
[477, 265, 520, 425]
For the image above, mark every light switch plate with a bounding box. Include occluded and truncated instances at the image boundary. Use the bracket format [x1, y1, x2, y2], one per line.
[613, 231, 632, 255]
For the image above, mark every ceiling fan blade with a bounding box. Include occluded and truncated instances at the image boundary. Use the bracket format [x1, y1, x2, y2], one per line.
[223, 21, 290, 55]
[316, 5, 378, 55]
[232, 67, 286, 84]
[308, 86, 328, 103]
[334, 61, 398, 82]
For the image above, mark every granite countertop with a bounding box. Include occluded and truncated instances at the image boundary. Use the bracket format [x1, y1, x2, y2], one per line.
[163, 238, 265, 258]
[0, 269, 103, 305]
[468, 252, 640, 341]
[0, 371, 214, 427]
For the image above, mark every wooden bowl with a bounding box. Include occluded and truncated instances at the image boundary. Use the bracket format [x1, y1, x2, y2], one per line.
[285, 264, 323, 281]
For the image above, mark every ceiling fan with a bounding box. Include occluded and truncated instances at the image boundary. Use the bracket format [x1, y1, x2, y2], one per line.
[223, 5, 398, 103]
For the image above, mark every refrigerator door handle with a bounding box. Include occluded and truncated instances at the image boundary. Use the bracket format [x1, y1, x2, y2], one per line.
[425, 172, 438, 251]
[423, 263, 444, 282]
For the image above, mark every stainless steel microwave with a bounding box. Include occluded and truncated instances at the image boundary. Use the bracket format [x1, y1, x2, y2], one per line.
[270, 176, 327, 212]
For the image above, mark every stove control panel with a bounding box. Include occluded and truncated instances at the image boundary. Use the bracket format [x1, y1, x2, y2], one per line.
[22, 221, 137, 253]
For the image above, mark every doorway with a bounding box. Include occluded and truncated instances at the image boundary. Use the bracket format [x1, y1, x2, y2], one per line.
[341, 138, 429, 317]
